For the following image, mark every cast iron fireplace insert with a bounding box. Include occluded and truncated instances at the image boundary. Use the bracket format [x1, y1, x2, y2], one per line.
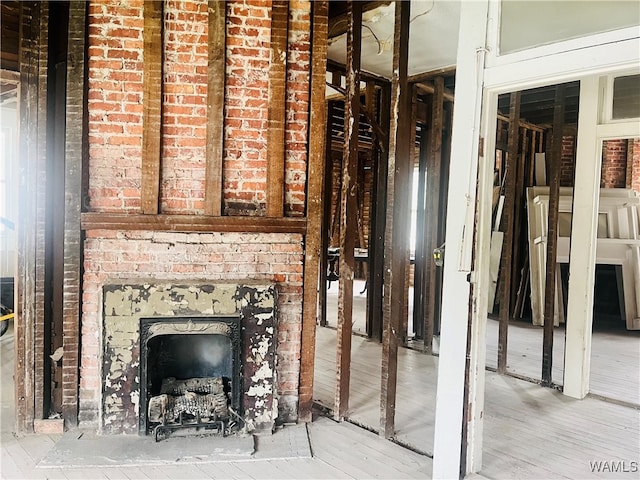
[138, 316, 243, 439]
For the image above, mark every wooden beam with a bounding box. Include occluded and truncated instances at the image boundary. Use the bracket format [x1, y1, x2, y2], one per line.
[266, 1, 288, 217]
[141, 0, 163, 214]
[298, 0, 328, 423]
[81, 213, 306, 234]
[204, 1, 226, 216]
[407, 66, 456, 83]
[367, 83, 390, 342]
[16, 0, 45, 435]
[497, 91, 520, 374]
[61, 0, 86, 428]
[380, 0, 410, 439]
[423, 76, 444, 353]
[542, 84, 565, 386]
[335, 0, 361, 421]
[415, 81, 454, 103]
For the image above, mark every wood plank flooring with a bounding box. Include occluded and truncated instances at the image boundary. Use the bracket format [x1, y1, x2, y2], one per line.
[0, 323, 432, 480]
[325, 279, 640, 406]
[313, 326, 640, 479]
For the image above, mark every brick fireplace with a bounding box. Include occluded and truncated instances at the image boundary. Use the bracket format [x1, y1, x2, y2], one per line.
[102, 282, 276, 435]
[80, 231, 304, 434]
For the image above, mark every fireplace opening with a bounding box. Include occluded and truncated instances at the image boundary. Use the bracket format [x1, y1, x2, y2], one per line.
[138, 316, 243, 440]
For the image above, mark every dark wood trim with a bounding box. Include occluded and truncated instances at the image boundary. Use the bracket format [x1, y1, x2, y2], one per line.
[204, 1, 226, 216]
[266, 0, 289, 217]
[298, 0, 328, 423]
[423, 76, 444, 353]
[141, 0, 163, 214]
[380, 0, 410, 439]
[81, 213, 307, 234]
[497, 92, 520, 374]
[16, 0, 48, 434]
[335, 0, 361, 421]
[542, 85, 566, 386]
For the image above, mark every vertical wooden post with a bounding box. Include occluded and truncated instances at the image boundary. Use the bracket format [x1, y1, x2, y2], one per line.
[380, 0, 410, 438]
[542, 84, 565, 386]
[16, 0, 47, 434]
[367, 82, 390, 342]
[563, 76, 602, 399]
[61, 0, 87, 428]
[424, 77, 445, 353]
[299, 0, 328, 423]
[141, 0, 163, 215]
[497, 92, 520, 373]
[266, 0, 289, 217]
[204, 0, 226, 216]
[335, 0, 361, 421]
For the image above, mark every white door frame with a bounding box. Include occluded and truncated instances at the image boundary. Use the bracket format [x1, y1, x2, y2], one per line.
[433, 0, 640, 474]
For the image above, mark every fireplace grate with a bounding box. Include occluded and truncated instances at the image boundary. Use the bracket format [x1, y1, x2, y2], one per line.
[149, 376, 245, 442]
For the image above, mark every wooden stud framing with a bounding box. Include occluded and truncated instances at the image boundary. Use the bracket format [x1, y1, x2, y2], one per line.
[367, 82, 390, 342]
[335, 0, 362, 421]
[60, 0, 86, 427]
[542, 84, 566, 386]
[497, 92, 520, 374]
[380, 0, 410, 439]
[204, 1, 226, 216]
[423, 76, 445, 353]
[141, 0, 163, 215]
[298, 0, 328, 423]
[266, 0, 289, 217]
[16, 0, 48, 433]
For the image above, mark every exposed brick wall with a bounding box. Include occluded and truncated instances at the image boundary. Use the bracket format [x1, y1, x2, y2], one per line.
[82, 0, 312, 429]
[601, 139, 628, 188]
[79, 231, 303, 426]
[559, 135, 575, 187]
[87, 0, 311, 215]
[627, 138, 640, 193]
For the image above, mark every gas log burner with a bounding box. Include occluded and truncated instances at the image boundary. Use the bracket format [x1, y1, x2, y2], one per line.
[138, 316, 243, 441]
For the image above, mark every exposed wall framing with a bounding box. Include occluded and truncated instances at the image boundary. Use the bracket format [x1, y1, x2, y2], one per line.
[140, 0, 163, 215]
[380, 0, 411, 439]
[204, 0, 226, 216]
[334, 0, 362, 421]
[266, 0, 289, 217]
[60, 0, 87, 427]
[299, 0, 329, 423]
[16, 0, 49, 433]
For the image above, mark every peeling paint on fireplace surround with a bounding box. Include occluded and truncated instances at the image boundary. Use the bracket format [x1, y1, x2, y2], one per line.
[101, 282, 278, 435]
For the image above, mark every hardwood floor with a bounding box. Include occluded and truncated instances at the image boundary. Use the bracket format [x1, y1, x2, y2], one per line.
[313, 326, 640, 479]
[0, 322, 432, 480]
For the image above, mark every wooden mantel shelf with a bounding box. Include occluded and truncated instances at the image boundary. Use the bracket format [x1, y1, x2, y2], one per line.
[81, 213, 307, 234]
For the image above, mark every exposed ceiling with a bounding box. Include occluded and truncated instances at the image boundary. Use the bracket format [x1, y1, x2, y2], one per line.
[327, 1, 460, 79]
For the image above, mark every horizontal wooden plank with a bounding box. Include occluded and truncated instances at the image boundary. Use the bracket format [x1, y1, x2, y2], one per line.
[81, 213, 307, 234]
